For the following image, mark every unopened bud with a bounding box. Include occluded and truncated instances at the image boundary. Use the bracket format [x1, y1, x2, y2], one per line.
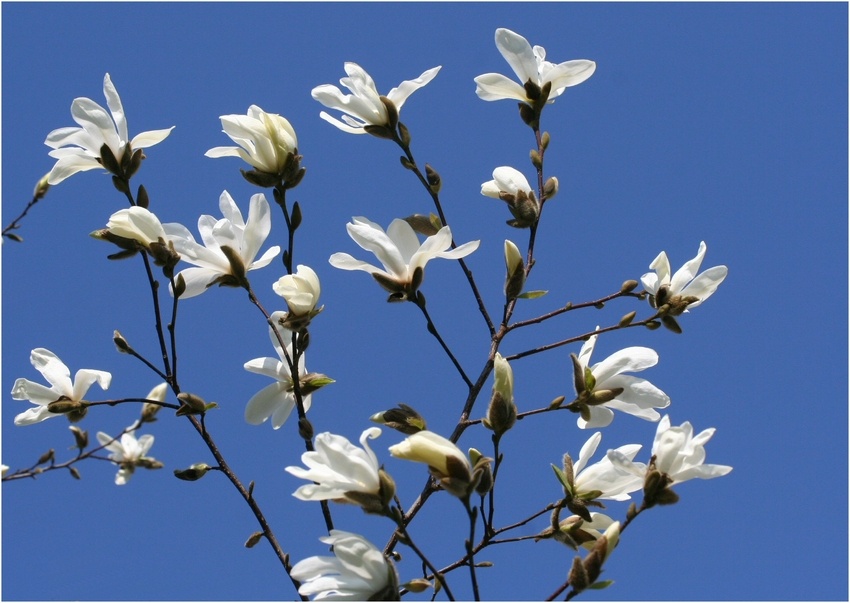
[620, 279, 639, 294]
[176, 392, 207, 416]
[504, 240, 525, 300]
[370, 404, 426, 434]
[425, 164, 442, 193]
[568, 555, 589, 592]
[403, 579, 432, 594]
[69, 426, 88, 450]
[33, 173, 51, 200]
[245, 531, 265, 548]
[299, 373, 334, 396]
[68, 466, 82, 480]
[619, 311, 637, 327]
[37, 449, 55, 465]
[543, 176, 559, 201]
[298, 417, 314, 440]
[113, 330, 132, 353]
[174, 463, 212, 481]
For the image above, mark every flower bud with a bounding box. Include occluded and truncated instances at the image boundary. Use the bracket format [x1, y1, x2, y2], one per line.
[484, 354, 517, 436]
[370, 404, 426, 434]
[543, 176, 559, 201]
[504, 240, 525, 300]
[176, 392, 207, 416]
[69, 426, 88, 450]
[173, 463, 212, 481]
[113, 330, 132, 354]
[33, 173, 51, 200]
[141, 383, 168, 423]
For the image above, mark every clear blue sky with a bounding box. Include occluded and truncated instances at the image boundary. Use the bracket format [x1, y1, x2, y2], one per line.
[2, 2, 847, 601]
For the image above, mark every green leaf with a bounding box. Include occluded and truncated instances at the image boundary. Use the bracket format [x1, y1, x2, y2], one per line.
[551, 463, 571, 494]
[517, 290, 548, 299]
[588, 580, 614, 590]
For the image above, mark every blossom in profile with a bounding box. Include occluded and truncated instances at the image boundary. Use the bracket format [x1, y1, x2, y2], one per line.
[11, 348, 111, 426]
[105, 206, 168, 248]
[312, 62, 440, 134]
[329, 217, 478, 301]
[96, 428, 157, 485]
[205, 105, 298, 176]
[481, 166, 534, 200]
[286, 428, 392, 512]
[44, 73, 174, 184]
[475, 28, 595, 104]
[389, 430, 490, 498]
[243, 312, 309, 429]
[163, 191, 280, 298]
[641, 241, 728, 316]
[273, 264, 322, 317]
[481, 166, 540, 228]
[568, 330, 669, 429]
[291, 530, 397, 601]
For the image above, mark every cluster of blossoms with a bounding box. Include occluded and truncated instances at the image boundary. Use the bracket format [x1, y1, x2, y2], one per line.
[7, 26, 736, 602]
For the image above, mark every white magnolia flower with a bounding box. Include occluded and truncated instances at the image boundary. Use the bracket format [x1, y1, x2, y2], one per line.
[475, 28, 596, 104]
[273, 264, 321, 316]
[106, 206, 168, 248]
[291, 530, 396, 601]
[610, 415, 732, 486]
[1, 464, 10, 478]
[389, 430, 471, 481]
[286, 427, 382, 502]
[572, 432, 645, 501]
[205, 105, 298, 175]
[572, 330, 670, 429]
[641, 241, 728, 314]
[163, 191, 280, 298]
[312, 62, 440, 134]
[329, 217, 479, 300]
[481, 166, 534, 200]
[243, 312, 309, 429]
[44, 73, 174, 184]
[96, 429, 155, 485]
[11, 348, 111, 426]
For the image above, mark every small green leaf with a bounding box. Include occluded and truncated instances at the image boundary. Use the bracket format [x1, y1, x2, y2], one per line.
[551, 463, 571, 494]
[588, 580, 614, 590]
[517, 290, 548, 299]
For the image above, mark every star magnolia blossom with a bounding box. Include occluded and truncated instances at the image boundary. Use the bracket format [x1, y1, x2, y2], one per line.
[96, 429, 155, 485]
[572, 432, 645, 501]
[243, 312, 309, 429]
[273, 264, 321, 316]
[329, 217, 479, 299]
[285, 427, 382, 502]
[163, 191, 280, 298]
[475, 28, 596, 104]
[312, 62, 440, 134]
[609, 415, 733, 485]
[388, 430, 471, 479]
[481, 166, 534, 200]
[11, 348, 111, 426]
[291, 530, 395, 601]
[640, 241, 728, 313]
[44, 73, 173, 184]
[205, 105, 298, 175]
[106, 206, 168, 249]
[573, 330, 670, 429]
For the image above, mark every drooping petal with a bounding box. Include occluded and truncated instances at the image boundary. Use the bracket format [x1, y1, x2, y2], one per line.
[244, 382, 290, 427]
[474, 73, 529, 102]
[71, 368, 112, 401]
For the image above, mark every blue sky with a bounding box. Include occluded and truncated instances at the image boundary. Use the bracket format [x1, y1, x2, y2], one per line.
[1, 2, 847, 601]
